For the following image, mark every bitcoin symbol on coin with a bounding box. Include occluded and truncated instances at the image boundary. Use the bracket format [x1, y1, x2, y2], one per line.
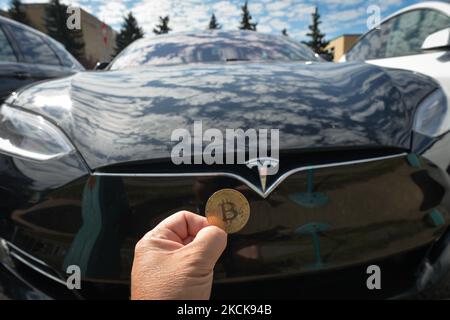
[205, 189, 250, 234]
[220, 200, 238, 223]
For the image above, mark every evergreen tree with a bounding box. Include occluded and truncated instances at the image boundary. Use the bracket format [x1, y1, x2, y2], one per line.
[282, 28, 288, 36]
[114, 12, 144, 57]
[44, 0, 85, 62]
[302, 7, 333, 60]
[8, 0, 30, 26]
[239, 1, 257, 31]
[153, 16, 171, 35]
[208, 13, 221, 30]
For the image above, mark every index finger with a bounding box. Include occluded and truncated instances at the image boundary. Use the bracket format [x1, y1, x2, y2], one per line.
[151, 211, 209, 242]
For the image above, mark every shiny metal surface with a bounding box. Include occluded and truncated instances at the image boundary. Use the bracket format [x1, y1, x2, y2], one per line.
[6, 60, 437, 170]
[93, 153, 408, 198]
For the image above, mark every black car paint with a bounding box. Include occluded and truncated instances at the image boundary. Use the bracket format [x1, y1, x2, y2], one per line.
[0, 32, 449, 299]
[0, 16, 83, 104]
[4, 61, 437, 170]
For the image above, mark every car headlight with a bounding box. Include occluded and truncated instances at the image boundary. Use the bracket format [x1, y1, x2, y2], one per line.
[413, 89, 449, 138]
[0, 104, 74, 161]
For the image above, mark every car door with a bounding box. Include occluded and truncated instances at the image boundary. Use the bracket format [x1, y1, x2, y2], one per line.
[0, 22, 32, 103]
[346, 9, 450, 99]
[4, 22, 69, 83]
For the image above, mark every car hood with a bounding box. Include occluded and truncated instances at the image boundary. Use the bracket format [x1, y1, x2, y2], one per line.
[6, 62, 438, 170]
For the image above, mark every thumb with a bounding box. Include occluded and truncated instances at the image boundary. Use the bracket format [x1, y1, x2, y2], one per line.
[189, 226, 227, 268]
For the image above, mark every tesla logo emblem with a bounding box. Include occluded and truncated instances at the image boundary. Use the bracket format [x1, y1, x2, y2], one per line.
[246, 157, 280, 192]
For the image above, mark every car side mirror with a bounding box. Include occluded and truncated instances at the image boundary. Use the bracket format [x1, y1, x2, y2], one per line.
[94, 62, 110, 70]
[422, 28, 450, 51]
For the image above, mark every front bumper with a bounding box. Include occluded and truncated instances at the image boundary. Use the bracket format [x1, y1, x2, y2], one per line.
[1, 152, 450, 299]
[1, 232, 450, 300]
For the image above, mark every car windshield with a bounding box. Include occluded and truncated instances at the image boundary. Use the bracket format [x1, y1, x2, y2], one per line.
[110, 31, 321, 70]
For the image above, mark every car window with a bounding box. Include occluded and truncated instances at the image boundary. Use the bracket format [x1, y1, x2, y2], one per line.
[347, 9, 450, 61]
[47, 39, 84, 70]
[386, 9, 450, 58]
[111, 32, 320, 70]
[8, 24, 61, 66]
[0, 26, 17, 62]
[345, 20, 392, 61]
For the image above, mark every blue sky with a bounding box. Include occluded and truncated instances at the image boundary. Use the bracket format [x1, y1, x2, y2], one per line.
[0, 0, 432, 40]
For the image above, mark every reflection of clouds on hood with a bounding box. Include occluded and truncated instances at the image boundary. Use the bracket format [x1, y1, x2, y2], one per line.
[350, 100, 386, 122]
[12, 57, 437, 169]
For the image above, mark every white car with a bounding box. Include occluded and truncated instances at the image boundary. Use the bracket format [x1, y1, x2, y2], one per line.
[341, 1, 450, 101]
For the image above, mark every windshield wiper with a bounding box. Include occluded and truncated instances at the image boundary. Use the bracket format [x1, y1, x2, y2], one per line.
[225, 58, 251, 62]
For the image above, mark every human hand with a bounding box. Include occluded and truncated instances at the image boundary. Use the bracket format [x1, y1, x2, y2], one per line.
[131, 211, 227, 300]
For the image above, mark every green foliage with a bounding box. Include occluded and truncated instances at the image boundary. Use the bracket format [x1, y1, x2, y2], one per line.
[43, 0, 85, 62]
[114, 12, 144, 57]
[208, 13, 221, 30]
[239, 1, 257, 31]
[8, 0, 30, 26]
[302, 7, 333, 61]
[153, 16, 171, 35]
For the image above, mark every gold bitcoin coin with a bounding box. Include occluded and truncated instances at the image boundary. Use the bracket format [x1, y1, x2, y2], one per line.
[205, 189, 250, 234]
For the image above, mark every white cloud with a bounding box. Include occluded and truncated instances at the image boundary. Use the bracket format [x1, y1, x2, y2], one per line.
[97, 0, 128, 27]
[325, 7, 366, 22]
[257, 24, 273, 33]
[130, 0, 216, 33]
[378, 0, 404, 12]
[63, 0, 95, 14]
[320, 0, 364, 6]
[249, 2, 264, 15]
[266, 1, 291, 12]
[269, 18, 287, 30]
[211, 1, 241, 29]
[285, 4, 316, 20]
[21, 0, 49, 3]
[0, 0, 423, 42]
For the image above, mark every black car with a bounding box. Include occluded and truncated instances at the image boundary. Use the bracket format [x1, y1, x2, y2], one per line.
[0, 16, 84, 104]
[0, 31, 449, 300]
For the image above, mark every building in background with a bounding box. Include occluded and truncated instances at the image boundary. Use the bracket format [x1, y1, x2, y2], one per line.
[2, 4, 116, 68]
[0, 9, 7, 17]
[325, 34, 361, 62]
